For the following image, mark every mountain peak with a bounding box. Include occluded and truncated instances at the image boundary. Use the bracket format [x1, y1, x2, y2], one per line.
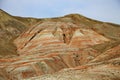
[64, 13, 85, 18]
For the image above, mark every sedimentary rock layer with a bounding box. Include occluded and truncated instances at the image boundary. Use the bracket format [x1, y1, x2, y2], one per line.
[0, 9, 120, 80]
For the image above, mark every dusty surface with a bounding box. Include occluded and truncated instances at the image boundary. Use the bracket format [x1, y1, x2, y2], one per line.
[0, 9, 120, 80]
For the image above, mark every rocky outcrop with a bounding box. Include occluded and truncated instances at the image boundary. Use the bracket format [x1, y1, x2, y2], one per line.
[14, 22, 109, 55]
[0, 10, 120, 80]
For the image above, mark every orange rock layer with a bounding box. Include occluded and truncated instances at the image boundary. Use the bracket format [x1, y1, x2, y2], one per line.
[0, 20, 120, 80]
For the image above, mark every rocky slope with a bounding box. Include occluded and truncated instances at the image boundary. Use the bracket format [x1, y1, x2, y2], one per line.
[0, 9, 120, 80]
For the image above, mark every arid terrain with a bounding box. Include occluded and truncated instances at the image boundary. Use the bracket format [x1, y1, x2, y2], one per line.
[0, 9, 120, 80]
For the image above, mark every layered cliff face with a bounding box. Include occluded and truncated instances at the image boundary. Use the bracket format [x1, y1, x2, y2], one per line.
[0, 9, 120, 80]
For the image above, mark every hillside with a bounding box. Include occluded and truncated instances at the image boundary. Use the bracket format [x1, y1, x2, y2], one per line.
[0, 9, 120, 80]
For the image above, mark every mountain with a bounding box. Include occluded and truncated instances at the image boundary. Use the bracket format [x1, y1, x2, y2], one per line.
[0, 9, 120, 80]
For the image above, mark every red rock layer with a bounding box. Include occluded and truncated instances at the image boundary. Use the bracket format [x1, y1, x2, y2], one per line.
[14, 22, 109, 55]
[1, 21, 119, 80]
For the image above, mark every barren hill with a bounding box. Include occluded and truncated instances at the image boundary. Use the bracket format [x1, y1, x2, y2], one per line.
[0, 9, 120, 80]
